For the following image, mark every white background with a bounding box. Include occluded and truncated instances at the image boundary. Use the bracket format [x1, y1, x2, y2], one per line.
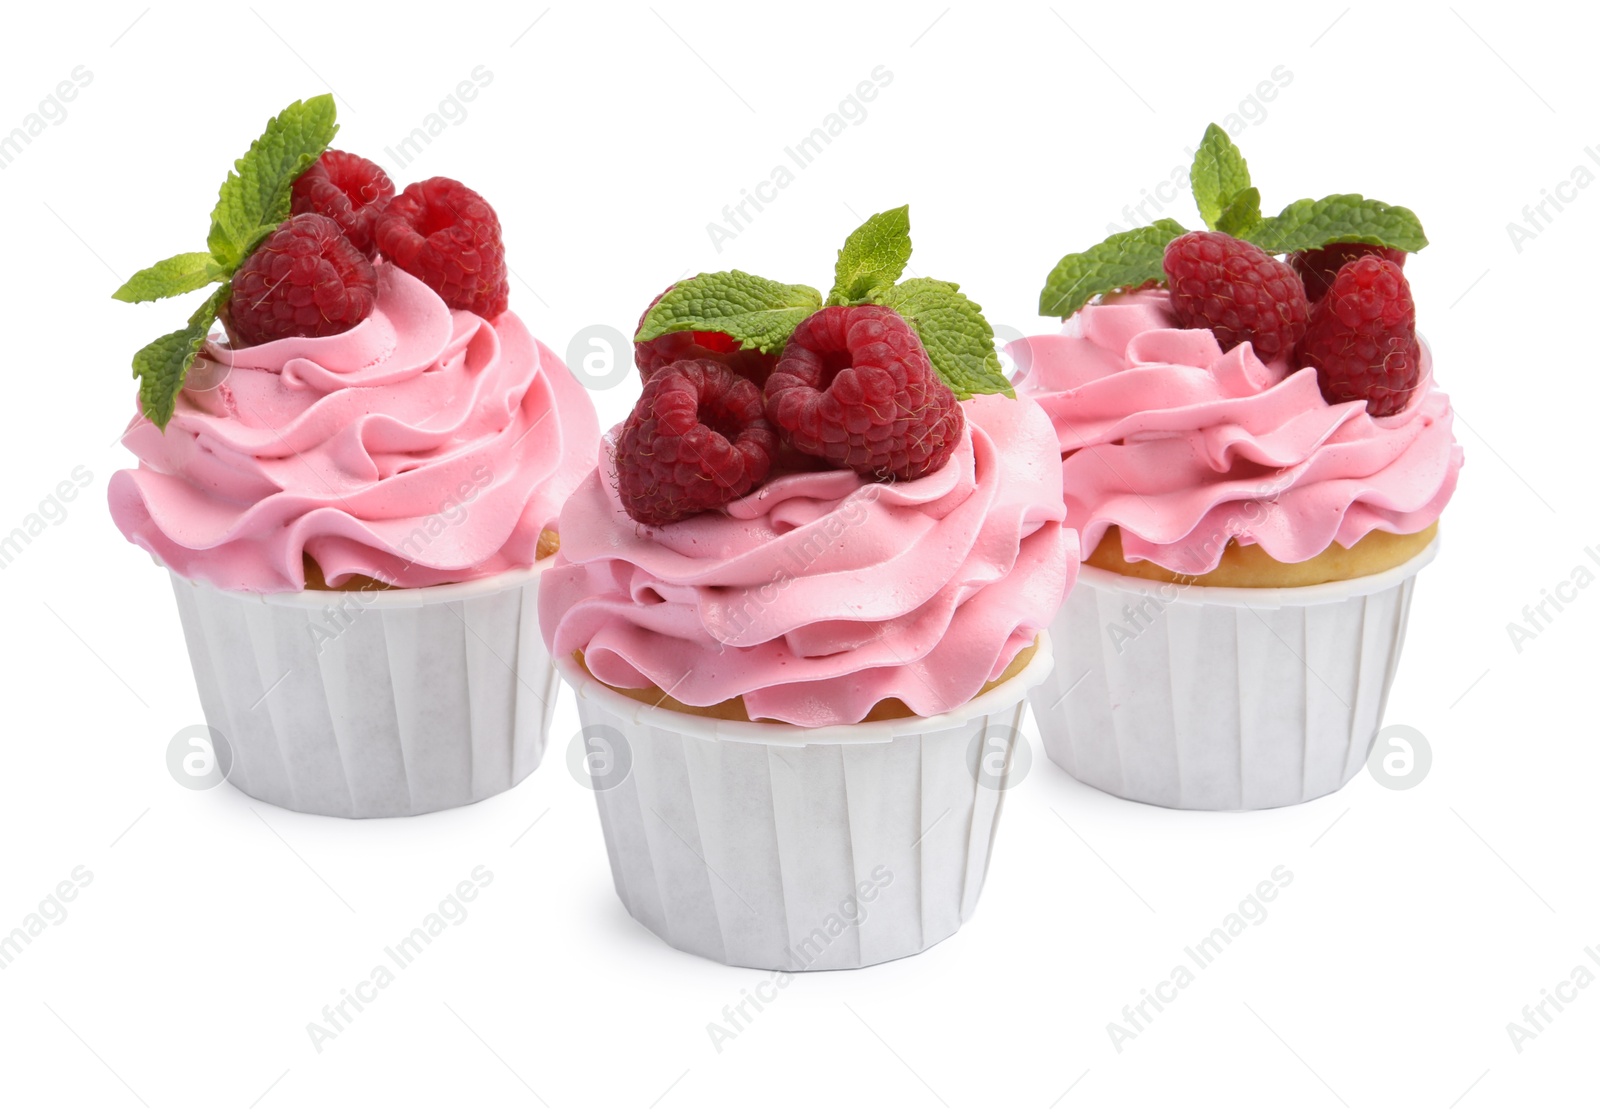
[1, 2, 1595, 1112]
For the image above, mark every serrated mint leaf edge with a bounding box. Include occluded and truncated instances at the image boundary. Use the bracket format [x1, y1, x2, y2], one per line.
[879, 278, 1014, 401]
[634, 271, 824, 354]
[1037, 218, 1187, 318]
[1245, 194, 1429, 254]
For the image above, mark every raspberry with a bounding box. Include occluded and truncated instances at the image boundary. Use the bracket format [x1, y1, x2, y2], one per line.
[1162, 231, 1309, 363]
[615, 360, 778, 526]
[764, 305, 963, 481]
[224, 214, 377, 347]
[290, 149, 394, 257]
[1295, 256, 1421, 417]
[1289, 242, 1407, 304]
[372, 177, 508, 317]
[634, 284, 778, 386]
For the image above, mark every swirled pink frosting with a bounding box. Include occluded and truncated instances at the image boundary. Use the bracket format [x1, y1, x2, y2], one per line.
[109, 264, 598, 592]
[539, 393, 1075, 727]
[1010, 289, 1461, 575]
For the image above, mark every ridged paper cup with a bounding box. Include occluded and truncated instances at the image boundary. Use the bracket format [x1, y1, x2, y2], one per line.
[556, 635, 1054, 971]
[168, 560, 557, 818]
[1033, 538, 1438, 811]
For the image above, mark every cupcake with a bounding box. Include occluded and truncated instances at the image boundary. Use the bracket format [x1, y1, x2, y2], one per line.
[108, 96, 598, 818]
[1015, 125, 1462, 811]
[541, 207, 1075, 968]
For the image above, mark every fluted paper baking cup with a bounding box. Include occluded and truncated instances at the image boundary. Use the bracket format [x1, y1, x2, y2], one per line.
[169, 561, 556, 818]
[556, 636, 1054, 971]
[1033, 538, 1438, 811]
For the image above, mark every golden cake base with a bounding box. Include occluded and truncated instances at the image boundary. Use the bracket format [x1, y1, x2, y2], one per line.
[579, 635, 1042, 725]
[301, 528, 561, 591]
[1086, 522, 1438, 589]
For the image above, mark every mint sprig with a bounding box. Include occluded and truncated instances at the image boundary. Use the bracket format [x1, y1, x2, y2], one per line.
[1035, 123, 1429, 318]
[636, 208, 1013, 402]
[1038, 219, 1187, 318]
[827, 204, 911, 304]
[113, 95, 338, 429]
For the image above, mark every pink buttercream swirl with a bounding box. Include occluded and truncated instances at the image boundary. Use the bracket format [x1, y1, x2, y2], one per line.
[1010, 289, 1461, 575]
[109, 263, 598, 592]
[539, 393, 1075, 727]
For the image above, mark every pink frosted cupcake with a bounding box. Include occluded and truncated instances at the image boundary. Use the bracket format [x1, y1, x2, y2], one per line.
[108, 97, 597, 817]
[1015, 125, 1462, 810]
[542, 208, 1075, 968]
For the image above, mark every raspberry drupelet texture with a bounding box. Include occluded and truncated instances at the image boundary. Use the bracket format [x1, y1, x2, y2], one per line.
[1289, 242, 1407, 304]
[372, 177, 508, 317]
[290, 149, 394, 257]
[224, 213, 378, 347]
[1162, 231, 1309, 363]
[634, 284, 778, 386]
[1296, 256, 1422, 417]
[616, 360, 779, 526]
[764, 305, 963, 482]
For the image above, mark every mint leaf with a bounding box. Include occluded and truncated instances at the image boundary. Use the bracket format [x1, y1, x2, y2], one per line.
[1038, 218, 1186, 318]
[879, 278, 1012, 400]
[827, 204, 912, 305]
[1246, 194, 1428, 255]
[635, 270, 823, 353]
[206, 95, 338, 268]
[1214, 186, 1262, 238]
[113, 252, 225, 303]
[1191, 123, 1252, 230]
[134, 284, 230, 430]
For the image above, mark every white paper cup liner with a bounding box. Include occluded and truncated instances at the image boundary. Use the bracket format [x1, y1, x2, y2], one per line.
[556, 636, 1055, 971]
[1033, 538, 1439, 811]
[169, 561, 557, 818]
